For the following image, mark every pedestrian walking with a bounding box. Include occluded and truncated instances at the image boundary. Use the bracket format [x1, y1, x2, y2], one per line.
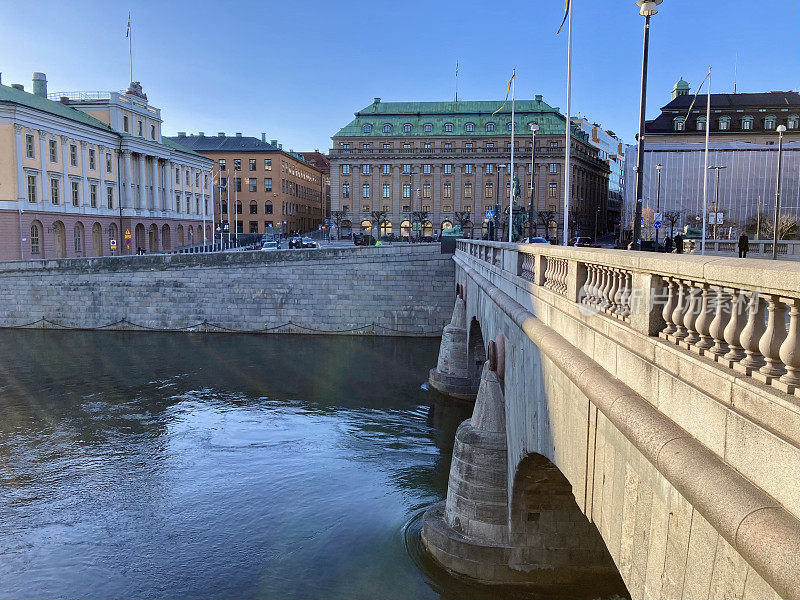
[738, 233, 749, 258]
[664, 236, 673, 253]
[674, 233, 684, 254]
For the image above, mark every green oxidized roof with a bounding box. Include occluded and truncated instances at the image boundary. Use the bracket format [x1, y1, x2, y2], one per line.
[0, 83, 115, 132]
[333, 98, 577, 138]
[673, 78, 690, 90]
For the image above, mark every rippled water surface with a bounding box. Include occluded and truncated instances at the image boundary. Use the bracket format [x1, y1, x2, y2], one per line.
[0, 330, 621, 600]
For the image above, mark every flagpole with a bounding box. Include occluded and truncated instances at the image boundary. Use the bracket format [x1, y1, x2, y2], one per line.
[128, 14, 133, 83]
[563, 2, 573, 245]
[509, 69, 515, 243]
[701, 66, 711, 255]
[455, 63, 459, 102]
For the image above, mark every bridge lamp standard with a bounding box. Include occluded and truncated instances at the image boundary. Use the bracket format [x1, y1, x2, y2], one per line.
[632, 0, 662, 251]
[528, 123, 539, 242]
[654, 163, 662, 246]
[772, 124, 786, 260]
[707, 165, 726, 241]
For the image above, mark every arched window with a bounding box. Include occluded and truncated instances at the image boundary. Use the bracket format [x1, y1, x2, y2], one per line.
[236, 200, 242, 214]
[380, 220, 392, 235]
[673, 117, 685, 131]
[188, 226, 194, 242]
[73, 222, 84, 254]
[363, 123, 372, 133]
[764, 116, 776, 130]
[360, 219, 371, 232]
[249, 200, 258, 214]
[741, 116, 754, 130]
[441, 220, 453, 231]
[424, 123, 433, 132]
[422, 220, 433, 237]
[403, 123, 412, 133]
[486, 122, 495, 132]
[177, 224, 184, 246]
[507, 122, 514, 131]
[383, 123, 392, 133]
[161, 224, 171, 250]
[719, 116, 731, 131]
[30, 221, 41, 255]
[465, 122, 474, 132]
[401, 220, 411, 239]
[444, 123, 453, 132]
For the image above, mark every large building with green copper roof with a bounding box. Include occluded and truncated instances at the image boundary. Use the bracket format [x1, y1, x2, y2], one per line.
[329, 96, 610, 241]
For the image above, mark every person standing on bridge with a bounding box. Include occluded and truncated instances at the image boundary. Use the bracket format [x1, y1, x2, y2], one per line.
[738, 232, 749, 258]
[674, 233, 684, 254]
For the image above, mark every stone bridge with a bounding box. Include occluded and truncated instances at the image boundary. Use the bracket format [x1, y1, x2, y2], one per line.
[423, 239, 799, 600]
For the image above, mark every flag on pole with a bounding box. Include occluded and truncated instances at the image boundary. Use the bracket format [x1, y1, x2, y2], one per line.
[682, 71, 711, 124]
[557, 0, 571, 34]
[456, 62, 459, 75]
[492, 72, 515, 116]
[126, 13, 131, 37]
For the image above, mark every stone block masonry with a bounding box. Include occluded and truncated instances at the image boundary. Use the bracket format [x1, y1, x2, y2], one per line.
[0, 244, 455, 336]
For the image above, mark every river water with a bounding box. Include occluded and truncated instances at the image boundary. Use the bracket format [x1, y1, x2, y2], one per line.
[0, 330, 622, 599]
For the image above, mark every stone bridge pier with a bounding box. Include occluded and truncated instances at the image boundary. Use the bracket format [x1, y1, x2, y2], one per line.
[422, 239, 800, 600]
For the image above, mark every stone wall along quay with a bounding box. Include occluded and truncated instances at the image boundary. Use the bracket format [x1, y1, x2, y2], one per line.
[0, 244, 455, 336]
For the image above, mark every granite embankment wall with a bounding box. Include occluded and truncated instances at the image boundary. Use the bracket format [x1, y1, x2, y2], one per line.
[0, 245, 455, 336]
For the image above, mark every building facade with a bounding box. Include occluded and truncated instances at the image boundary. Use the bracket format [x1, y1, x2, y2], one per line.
[329, 97, 610, 240]
[300, 150, 331, 220]
[169, 133, 324, 236]
[623, 81, 799, 237]
[571, 116, 625, 235]
[0, 73, 213, 260]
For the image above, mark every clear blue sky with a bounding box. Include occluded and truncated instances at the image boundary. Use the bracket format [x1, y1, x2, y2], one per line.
[1, 0, 797, 151]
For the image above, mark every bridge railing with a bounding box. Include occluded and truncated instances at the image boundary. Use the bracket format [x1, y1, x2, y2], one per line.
[456, 239, 800, 398]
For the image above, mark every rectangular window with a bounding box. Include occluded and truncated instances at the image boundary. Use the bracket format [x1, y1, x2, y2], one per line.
[30, 224, 40, 254]
[25, 134, 34, 158]
[70, 144, 77, 167]
[234, 178, 242, 192]
[234, 159, 241, 171]
[236, 201, 242, 214]
[362, 183, 370, 198]
[123, 115, 129, 132]
[462, 205, 472, 214]
[342, 164, 350, 174]
[71, 181, 80, 206]
[550, 141, 558, 148]
[402, 205, 410, 212]
[249, 159, 256, 171]
[362, 204, 370, 212]
[137, 121, 143, 136]
[443, 205, 452, 212]
[444, 143, 452, 150]
[422, 183, 431, 198]
[249, 178, 257, 192]
[422, 205, 430, 212]
[26, 174, 37, 202]
[265, 159, 272, 170]
[106, 152, 112, 173]
[443, 182, 452, 198]
[382, 164, 390, 175]
[742, 120, 752, 130]
[90, 184, 98, 208]
[444, 164, 452, 174]
[423, 164, 431, 174]
[402, 183, 411, 199]
[465, 143, 473, 150]
[486, 164, 494, 174]
[464, 182, 472, 198]
[342, 183, 350, 198]
[151, 125, 156, 139]
[549, 163, 558, 174]
[362, 164, 370, 175]
[402, 164, 411, 174]
[249, 221, 259, 233]
[265, 178, 272, 192]
[549, 182, 558, 198]
[486, 143, 494, 149]
[51, 179, 60, 203]
[382, 183, 390, 198]
[88, 149, 96, 170]
[107, 186, 114, 209]
[464, 164, 473, 174]
[485, 183, 493, 198]
[383, 143, 391, 149]
[719, 119, 729, 131]
[49, 139, 57, 162]
[220, 177, 228, 189]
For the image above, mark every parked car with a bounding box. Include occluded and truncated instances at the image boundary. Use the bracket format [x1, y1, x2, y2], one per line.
[301, 237, 317, 248]
[260, 241, 280, 251]
[523, 236, 550, 244]
[353, 233, 377, 246]
[289, 236, 303, 249]
[570, 237, 598, 248]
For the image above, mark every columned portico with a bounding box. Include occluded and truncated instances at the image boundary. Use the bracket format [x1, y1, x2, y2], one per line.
[153, 157, 161, 211]
[124, 151, 133, 209]
[138, 154, 146, 210]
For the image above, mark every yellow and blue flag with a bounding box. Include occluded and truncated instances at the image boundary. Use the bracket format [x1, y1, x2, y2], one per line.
[557, 0, 571, 34]
[492, 72, 515, 116]
[126, 13, 131, 38]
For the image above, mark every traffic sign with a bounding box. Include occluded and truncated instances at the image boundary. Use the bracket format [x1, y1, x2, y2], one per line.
[486, 210, 494, 219]
[124, 229, 132, 241]
[654, 212, 663, 223]
[110, 239, 117, 250]
[654, 221, 662, 230]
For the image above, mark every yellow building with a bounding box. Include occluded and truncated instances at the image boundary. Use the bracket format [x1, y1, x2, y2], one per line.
[0, 73, 214, 260]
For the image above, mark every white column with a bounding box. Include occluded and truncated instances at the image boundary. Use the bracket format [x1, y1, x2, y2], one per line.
[153, 158, 161, 212]
[138, 154, 146, 210]
[14, 125, 24, 202]
[191, 166, 196, 215]
[98, 145, 106, 208]
[80, 141, 89, 209]
[39, 130, 49, 203]
[61, 136, 69, 210]
[167, 161, 174, 211]
[124, 151, 133, 208]
[180, 164, 186, 214]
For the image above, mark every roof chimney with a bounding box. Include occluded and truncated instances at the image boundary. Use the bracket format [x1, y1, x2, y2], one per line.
[261, 133, 267, 143]
[0, 73, 3, 85]
[235, 132, 242, 137]
[11, 84, 23, 91]
[32, 72, 47, 98]
[271, 139, 277, 146]
[177, 131, 186, 137]
[217, 132, 225, 137]
[535, 94, 543, 102]
[198, 131, 205, 137]
[374, 97, 381, 104]
[60, 96, 69, 104]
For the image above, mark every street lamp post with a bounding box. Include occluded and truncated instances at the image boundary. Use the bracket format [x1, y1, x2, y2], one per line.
[654, 163, 662, 245]
[708, 165, 727, 240]
[632, 0, 662, 251]
[495, 164, 505, 241]
[772, 124, 787, 260]
[528, 123, 539, 241]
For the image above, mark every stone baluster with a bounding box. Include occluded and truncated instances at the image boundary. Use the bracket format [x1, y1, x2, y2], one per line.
[607, 269, 620, 314]
[544, 258, 552, 290]
[778, 299, 800, 390]
[738, 292, 767, 371]
[594, 267, 606, 309]
[683, 284, 703, 346]
[672, 281, 689, 340]
[662, 278, 678, 335]
[559, 260, 567, 295]
[694, 284, 715, 351]
[582, 264, 596, 305]
[722, 289, 748, 363]
[612, 270, 625, 316]
[757, 295, 788, 379]
[622, 271, 632, 319]
[708, 287, 730, 357]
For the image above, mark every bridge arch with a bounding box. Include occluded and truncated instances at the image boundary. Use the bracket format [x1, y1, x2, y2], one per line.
[467, 317, 486, 391]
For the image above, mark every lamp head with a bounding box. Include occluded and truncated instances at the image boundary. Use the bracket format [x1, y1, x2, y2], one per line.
[636, 0, 662, 16]
[656, 163, 663, 170]
[777, 124, 787, 133]
[530, 123, 539, 133]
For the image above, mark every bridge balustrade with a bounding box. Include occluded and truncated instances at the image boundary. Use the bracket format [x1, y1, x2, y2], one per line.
[455, 239, 799, 397]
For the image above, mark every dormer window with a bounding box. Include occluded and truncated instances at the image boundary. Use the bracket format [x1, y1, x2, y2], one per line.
[673, 117, 685, 131]
[486, 122, 495, 132]
[444, 123, 453, 132]
[403, 123, 412, 133]
[507, 122, 514, 131]
[465, 122, 474, 132]
[424, 123, 433, 132]
[696, 117, 706, 131]
[788, 116, 799, 130]
[742, 116, 754, 130]
[383, 124, 392, 133]
[719, 116, 731, 131]
[764, 116, 776, 130]
[363, 124, 372, 133]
